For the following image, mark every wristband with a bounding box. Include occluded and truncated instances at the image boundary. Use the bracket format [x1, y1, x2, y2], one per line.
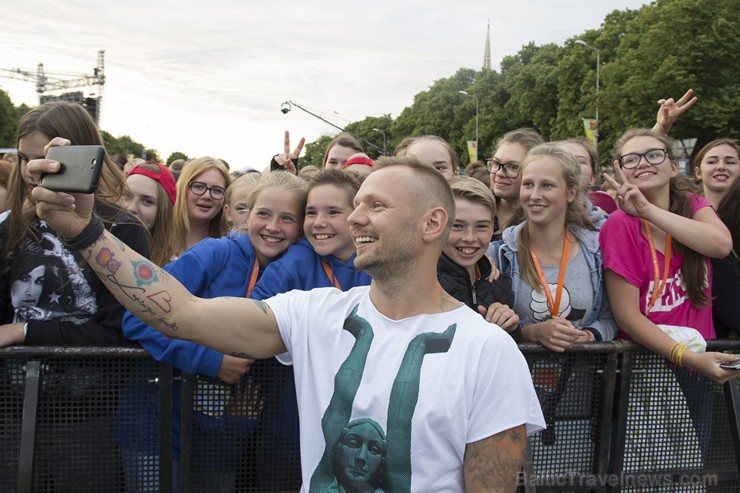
[60, 213, 105, 250]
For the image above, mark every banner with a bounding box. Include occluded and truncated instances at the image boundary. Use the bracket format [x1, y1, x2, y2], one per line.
[582, 118, 597, 147]
[466, 140, 478, 164]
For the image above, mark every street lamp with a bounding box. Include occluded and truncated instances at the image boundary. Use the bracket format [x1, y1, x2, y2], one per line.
[458, 90, 479, 161]
[575, 39, 600, 150]
[372, 128, 387, 156]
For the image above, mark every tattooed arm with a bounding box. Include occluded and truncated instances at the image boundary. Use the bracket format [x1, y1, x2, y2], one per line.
[28, 141, 287, 359]
[464, 424, 526, 493]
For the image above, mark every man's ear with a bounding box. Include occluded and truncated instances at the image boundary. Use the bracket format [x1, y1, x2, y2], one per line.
[422, 206, 448, 243]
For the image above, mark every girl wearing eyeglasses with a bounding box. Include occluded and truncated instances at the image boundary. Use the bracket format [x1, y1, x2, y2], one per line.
[172, 157, 232, 259]
[487, 128, 544, 241]
[601, 129, 735, 381]
[600, 129, 738, 468]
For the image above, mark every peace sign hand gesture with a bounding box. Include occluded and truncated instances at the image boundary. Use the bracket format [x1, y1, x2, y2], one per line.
[271, 130, 305, 173]
[652, 89, 698, 135]
[602, 162, 653, 218]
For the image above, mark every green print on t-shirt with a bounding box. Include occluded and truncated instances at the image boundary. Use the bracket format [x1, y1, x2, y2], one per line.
[309, 304, 456, 493]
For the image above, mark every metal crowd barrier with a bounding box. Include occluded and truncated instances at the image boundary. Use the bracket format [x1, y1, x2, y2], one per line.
[1, 340, 739, 492]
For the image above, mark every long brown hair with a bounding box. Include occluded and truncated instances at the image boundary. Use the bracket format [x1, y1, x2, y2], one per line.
[126, 162, 177, 266]
[716, 174, 740, 267]
[5, 102, 127, 264]
[613, 129, 708, 307]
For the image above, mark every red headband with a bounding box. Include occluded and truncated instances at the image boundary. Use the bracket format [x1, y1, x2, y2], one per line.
[342, 155, 375, 168]
[127, 162, 177, 204]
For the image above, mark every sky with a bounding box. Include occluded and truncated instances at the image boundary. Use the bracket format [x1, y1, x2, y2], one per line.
[1, 0, 651, 170]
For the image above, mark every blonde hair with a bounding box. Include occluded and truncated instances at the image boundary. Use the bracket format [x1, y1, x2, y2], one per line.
[172, 157, 231, 254]
[225, 171, 261, 205]
[449, 176, 496, 220]
[246, 171, 308, 220]
[516, 142, 595, 292]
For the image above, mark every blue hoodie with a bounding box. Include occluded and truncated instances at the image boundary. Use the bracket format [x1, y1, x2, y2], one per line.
[115, 232, 259, 459]
[251, 238, 372, 299]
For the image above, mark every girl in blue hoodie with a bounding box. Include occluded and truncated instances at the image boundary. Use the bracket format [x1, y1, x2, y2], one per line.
[249, 168, 371, 491]
[116, 171, 308, 493]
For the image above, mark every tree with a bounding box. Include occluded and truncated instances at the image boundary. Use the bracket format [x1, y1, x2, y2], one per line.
[344, 115, 393, 158]
[300, 135, 333, 169]
[167, 151, 189, 164]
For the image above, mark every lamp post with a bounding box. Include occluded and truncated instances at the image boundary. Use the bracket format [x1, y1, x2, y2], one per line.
[458, 90, 479, 161]
[372, 128, 387, 156]
[575, 40, 600, 150]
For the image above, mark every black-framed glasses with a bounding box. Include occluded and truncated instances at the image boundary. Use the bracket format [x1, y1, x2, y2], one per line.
[486, 159, 520, 178]
[188, 181, 225, 199]
[617, 148, 668, 169]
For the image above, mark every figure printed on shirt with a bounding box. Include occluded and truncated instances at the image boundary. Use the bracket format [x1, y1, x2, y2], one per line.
[310, 305, 456, 493]
[10, 225, 97, 323]
[530, 284, 586, 326]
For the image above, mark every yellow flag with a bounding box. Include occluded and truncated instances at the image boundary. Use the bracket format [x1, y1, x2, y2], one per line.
[582, 119, 597, 147]
[466, 141, 478, 164]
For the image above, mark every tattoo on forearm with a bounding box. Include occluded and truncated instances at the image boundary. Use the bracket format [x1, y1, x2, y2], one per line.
[158, 317, 179, 332]
[146, 290, 173, 314]
[465, 426, 526, 491]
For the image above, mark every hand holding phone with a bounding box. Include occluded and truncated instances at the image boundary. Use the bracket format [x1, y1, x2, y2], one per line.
[42, 145, 105, 193]
[719, 359, 740, 371]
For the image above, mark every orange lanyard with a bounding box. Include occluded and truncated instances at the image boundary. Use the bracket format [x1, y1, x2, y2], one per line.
[643, 219, 672, 313]
[321, 259, 342, 290]
[244, 260, 260, 297]
[530, 234, 571, 318]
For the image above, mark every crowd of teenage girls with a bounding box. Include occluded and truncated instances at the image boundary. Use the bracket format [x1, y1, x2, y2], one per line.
[0, 89, 738, 491]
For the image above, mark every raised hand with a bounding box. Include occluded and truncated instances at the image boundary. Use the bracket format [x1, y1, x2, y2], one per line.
[602, 162, 652, 218]
[272, 130, 305, 173]
[652, 89, 697, 135]
[29, 137, 95, 238]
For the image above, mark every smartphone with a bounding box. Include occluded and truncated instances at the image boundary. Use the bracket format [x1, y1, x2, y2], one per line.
[719, 360, 740, 371]
[42, 145, 106, 193]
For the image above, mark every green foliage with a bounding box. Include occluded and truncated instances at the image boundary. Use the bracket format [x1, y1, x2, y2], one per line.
[167, 151, 189, 164]
[302, 0, 738, 169]
[300, 135, 333, 169]
[0, 91, 29, 148]
[345, 114, 393, 158]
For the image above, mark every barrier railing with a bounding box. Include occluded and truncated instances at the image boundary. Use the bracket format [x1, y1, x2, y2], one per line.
[1, 340, 738, 492]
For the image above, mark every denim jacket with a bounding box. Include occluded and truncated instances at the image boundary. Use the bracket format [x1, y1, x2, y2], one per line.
[488, 222, 617, 341]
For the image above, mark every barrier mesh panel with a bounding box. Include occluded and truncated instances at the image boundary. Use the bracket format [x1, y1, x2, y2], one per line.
[1, 346, 738, 492]
[619, 350, 739, 493]
[526, 352, 607, 479]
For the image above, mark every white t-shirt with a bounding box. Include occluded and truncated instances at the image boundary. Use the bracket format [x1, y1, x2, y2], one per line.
[267, 285, 545, 493]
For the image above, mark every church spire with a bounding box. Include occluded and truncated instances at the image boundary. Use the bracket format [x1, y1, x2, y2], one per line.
[483, 20, 491, 70]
